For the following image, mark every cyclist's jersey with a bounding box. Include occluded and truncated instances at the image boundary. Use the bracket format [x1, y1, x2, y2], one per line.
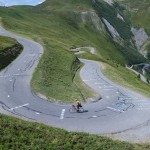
[76, 101, 82, 107]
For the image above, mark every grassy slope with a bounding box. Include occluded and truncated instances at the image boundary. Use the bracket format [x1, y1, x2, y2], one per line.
[0, 1, 150, 149]
[118, 0, 150, 34]
[118, 0, 150, 61]
[103, 63, 150, 97]
[93, 0, 147, 65]
[1, 114, 150, 150]
[0, 1, 96, 102]
[0, 0, 126, 102]
[0, 35, 22, 70]
[0, 0, 149, 103]
[90, 1, 150, 96]
[92, 0, 150, 96]
[0, 36, 16, 50]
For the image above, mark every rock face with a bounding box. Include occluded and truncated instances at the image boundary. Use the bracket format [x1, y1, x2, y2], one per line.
[103, 18, 120, 38]
[131, 27, 150, 82]
[102, 18, 123, 44]
[131, 27, 149, 50]
[140, 41, 150, 59]
[92, 0, 149, 83]
[117, 13, 125, 22]
[103, 0, 114, 6]
[80, 11, 105, 33]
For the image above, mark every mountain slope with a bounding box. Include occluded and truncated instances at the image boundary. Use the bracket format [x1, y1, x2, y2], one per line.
[92, 0, 150, 83]
[117, 0, 150, 34]
[0, 0, 149, 101]
[0, 35, 22, 70]
[93, 0, 147, 65]
[116, 0, 150, 82]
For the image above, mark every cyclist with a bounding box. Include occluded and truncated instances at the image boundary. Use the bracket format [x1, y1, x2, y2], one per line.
[76, 100, 82, 112]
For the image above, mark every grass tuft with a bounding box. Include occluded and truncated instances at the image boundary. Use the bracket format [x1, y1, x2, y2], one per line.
[0, 114, 150, 150]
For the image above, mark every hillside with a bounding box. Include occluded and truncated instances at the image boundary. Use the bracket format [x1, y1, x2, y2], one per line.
[117, 0, 150, 34]
[0, 0, 150, 149]
[1, 114, 150, 150]
[117, 0, 150, 81]
[0, 36, 16, 49]
[0, 35, 22, 70]
[0, 0, 149, 102]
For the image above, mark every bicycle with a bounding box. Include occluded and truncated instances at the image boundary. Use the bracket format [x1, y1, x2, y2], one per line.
[69, 105, 84, 113]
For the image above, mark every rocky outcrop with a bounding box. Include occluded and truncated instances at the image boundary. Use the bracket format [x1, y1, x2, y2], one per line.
[103, 0, 114, 6]
[140, 40, 150, 59]
[102, 18, 124, 45]
[103, 18, 120, 39]
[133, 63, 150, 84]
[117, 13, 125, 22]
[131, 27, 149, 50]
[80, 11, 105, 33]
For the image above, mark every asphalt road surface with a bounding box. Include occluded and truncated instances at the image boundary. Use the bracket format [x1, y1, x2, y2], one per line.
[0, 27, 150, 143]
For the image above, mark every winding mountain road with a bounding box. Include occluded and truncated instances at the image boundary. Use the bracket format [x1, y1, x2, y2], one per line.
[0, 27, 150, 142]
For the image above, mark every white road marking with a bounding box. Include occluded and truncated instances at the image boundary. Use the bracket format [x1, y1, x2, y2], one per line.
[137, 107, 150, 110]
[13, 74, 20, 76]
[103, 88, 117, 91]
[107, 107, 124, 113]
[9, 103, 29, 111]
[108, 85, 114, 87]
[60, 109, 65, 120]
[0, 75, 19, 78]
[103, 89, 112, 91]
[95, 83, 106, 85]
[83, 79, 97, 82]
[92, 115, 98, 118]
[119, 97, 132, 100]
[36, 112, 40, 115]
[95, 83, 100, 85]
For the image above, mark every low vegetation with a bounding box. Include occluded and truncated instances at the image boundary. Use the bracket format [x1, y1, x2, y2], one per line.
[93, 0, 132, 41]
[145, 42, 150, 60]
[93, 0, 147, 65]
[0, 36, 16, 49]
[0, 36, 22, 70]
[1, 114, 150, 150]
[102, 63, 150, 97]
[118, 0, 150, 34]
[116, 0, 150, 82]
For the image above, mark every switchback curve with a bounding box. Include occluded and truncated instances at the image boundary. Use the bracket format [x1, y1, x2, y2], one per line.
[0, 27, 150, 143]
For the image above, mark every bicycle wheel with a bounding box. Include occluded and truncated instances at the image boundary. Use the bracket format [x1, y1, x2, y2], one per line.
[79, 107, 84, 113]
[69, 106, 77, 113]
